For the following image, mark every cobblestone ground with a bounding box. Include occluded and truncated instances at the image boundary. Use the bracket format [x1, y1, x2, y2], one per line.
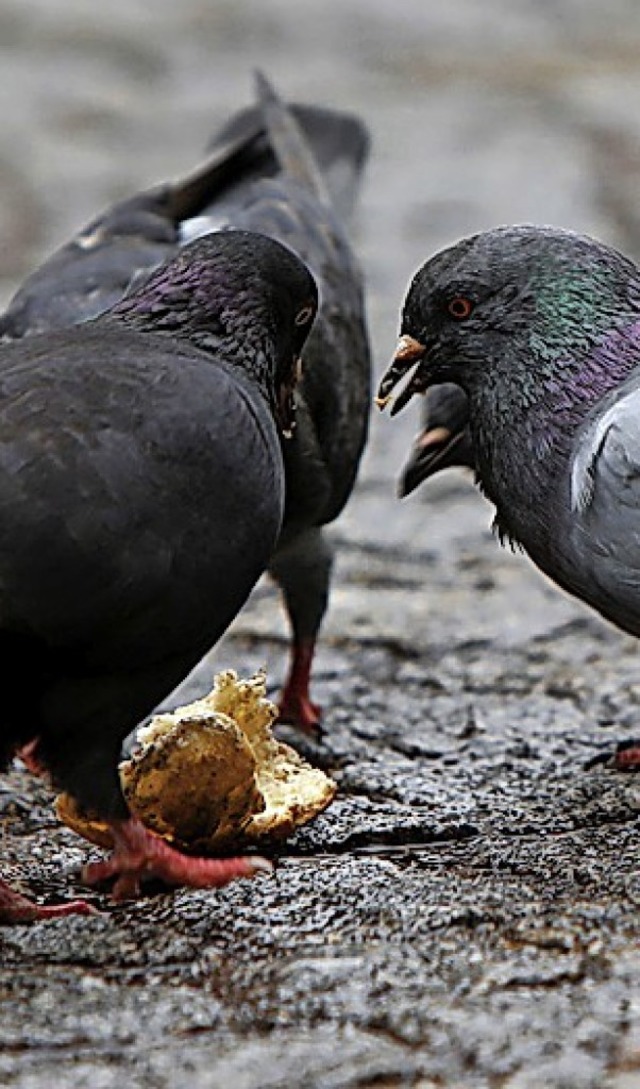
[1, 3, 639, 1087]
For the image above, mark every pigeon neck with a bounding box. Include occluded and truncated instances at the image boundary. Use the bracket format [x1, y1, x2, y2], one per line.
[108, 293, 278, 409]
[213, 322, 277, 409]
[472, 317, 640, 547]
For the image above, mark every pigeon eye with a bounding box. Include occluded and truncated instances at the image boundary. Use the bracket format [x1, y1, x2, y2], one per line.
[295, 304, 315, 327]
[446, 296, 474, 320]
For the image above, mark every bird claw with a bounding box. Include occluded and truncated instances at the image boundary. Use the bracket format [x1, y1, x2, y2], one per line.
[16, 739, 46, 776]
[277, 692, 323, 735]
[81, 818, 272, 901]
[0, 879, 99, 924]
[82, 856, 144, 900]
[613, 741, 640, 771]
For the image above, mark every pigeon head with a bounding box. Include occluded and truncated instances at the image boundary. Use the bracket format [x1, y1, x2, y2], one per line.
[110, 229, 318, 435]
[377, 225, 640, 423]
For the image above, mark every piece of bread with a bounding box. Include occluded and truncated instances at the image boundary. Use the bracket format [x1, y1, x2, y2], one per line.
[56, 670, 336, 853]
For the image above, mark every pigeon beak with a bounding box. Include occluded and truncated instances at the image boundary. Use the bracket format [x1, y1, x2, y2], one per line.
[375, 335, 428, 416]
[399, 425, 470, 497]
[276, 386, 296, 440]
[275, 357, 302, 439]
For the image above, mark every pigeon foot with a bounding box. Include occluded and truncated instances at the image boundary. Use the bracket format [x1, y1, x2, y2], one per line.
[613, 741, 640, 771]
[277, 690, 322, 733]
[0, 878, 98, 924]
[16, 738, 46, 776]
[81, 817, 272, 901]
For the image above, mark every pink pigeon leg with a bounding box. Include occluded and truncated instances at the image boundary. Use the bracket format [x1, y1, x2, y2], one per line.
[0, 877, 98, 924]
[277, 638, 322, 733]
[81, 817, 272, 901]
[613, 743, 640, 771]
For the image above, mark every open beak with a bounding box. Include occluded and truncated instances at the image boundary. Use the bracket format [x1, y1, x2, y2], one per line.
[399, 425, 471, 497]
[375, 334, 428, 417]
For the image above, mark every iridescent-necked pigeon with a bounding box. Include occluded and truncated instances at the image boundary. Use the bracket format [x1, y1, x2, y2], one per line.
[0, 229, 317, 922]
[379, 224, 640, 765]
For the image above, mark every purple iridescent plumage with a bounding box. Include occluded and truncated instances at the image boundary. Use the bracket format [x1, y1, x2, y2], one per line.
[382, 223, 640, 641]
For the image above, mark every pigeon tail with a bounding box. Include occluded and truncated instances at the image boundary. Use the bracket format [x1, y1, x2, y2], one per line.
[254, 70, 331, 205]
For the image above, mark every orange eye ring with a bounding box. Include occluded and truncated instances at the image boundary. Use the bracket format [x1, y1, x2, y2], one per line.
[295, 304, 315, 327]
[447, 296, 474, 320]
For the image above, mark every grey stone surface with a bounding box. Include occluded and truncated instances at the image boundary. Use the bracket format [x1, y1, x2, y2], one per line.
[1, 2, 639, 1086]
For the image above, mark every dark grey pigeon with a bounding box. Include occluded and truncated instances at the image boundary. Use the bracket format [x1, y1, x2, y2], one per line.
[399, 383, 473, 497]
[0, 228, 318, 923]
[378, 224, 640, 764]
[243, 74, 371, 732]
[0, 73, 371, 733]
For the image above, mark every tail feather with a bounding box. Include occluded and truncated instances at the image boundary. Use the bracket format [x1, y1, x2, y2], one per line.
[163, 118, 267, 222]
[207, 82, 370, 222]
[0, 75, 370, 340]
[253, 70, 330, 204]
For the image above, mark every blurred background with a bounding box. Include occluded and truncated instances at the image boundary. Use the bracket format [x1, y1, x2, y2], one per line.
[3, 1, 640, 336]
[1, 0, 640, 657]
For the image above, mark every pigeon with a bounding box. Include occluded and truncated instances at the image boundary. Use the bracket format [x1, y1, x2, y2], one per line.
[378, 223, 640, 765]
[0, 73, 372, 733]
[399, 383, 473, 497]
[0, 228, 318, 923]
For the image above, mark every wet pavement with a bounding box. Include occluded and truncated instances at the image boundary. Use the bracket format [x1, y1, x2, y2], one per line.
[1, 2, 640, 1086]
